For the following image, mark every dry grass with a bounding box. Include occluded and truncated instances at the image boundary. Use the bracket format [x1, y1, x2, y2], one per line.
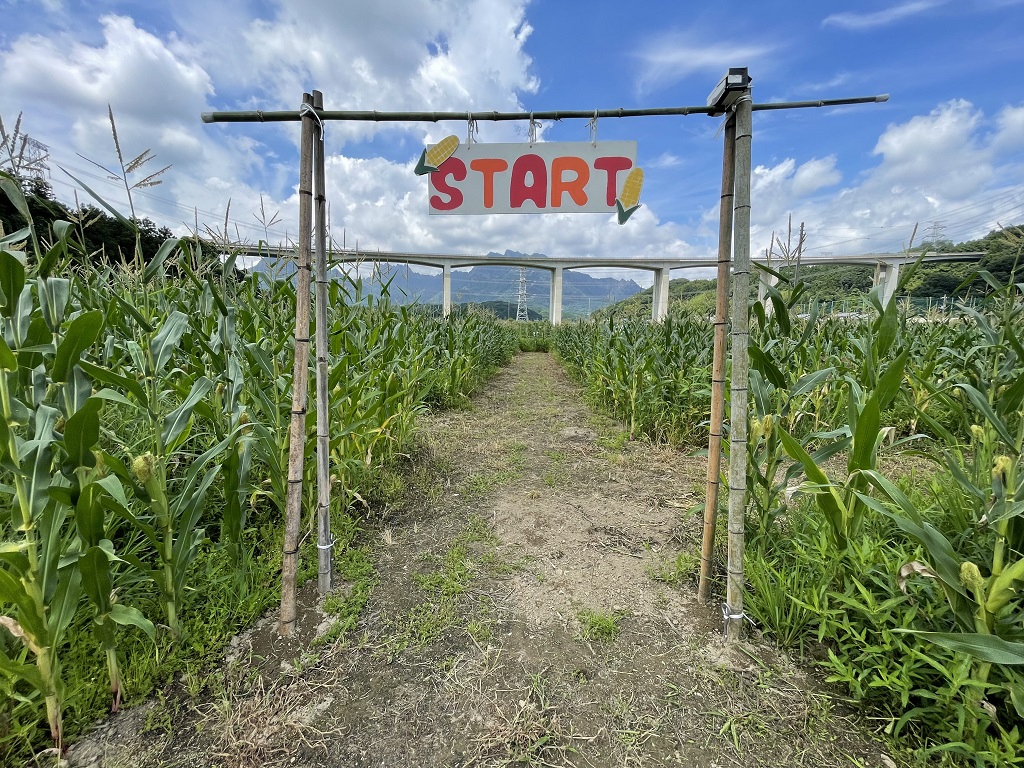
[467, 675, 593, 767]
[190, 670, 342, 768]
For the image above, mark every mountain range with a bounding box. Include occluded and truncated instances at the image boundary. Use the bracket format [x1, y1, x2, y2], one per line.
[247, 250, 643, 318]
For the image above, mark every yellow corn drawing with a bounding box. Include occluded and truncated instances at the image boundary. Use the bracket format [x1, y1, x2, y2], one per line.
[414, 134, 460, 175]
[615, 167, 644, 224]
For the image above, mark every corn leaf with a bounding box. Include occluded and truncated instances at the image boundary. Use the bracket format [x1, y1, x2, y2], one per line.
[52, 310, 104, 383]
[909, 632, 1024, 665]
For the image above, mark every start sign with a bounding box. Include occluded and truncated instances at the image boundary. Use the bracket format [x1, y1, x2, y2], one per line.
[415, 137, 643, 223]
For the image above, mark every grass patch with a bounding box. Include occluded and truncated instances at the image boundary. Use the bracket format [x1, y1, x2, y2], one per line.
[463, 465, 521, 496]
[315, 545, 376, 646]
[384, 515, 513, 657]
[645, 551, 700, 586]
[576, 608, 624, 642]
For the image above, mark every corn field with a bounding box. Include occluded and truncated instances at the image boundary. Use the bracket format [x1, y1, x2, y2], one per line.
[0, 172, 517, 762]
[556, 248, 1024, 766]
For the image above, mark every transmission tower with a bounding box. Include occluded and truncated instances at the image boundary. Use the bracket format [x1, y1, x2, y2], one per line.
[21, 137, 50, 179]
[515, 266, 528, 321]
[0, 114, 50, 179]
[924, 220, 946, 250]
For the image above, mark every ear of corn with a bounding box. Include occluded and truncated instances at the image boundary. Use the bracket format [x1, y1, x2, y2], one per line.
[615, 167, 643, 223]
[414, 134, 460, 175]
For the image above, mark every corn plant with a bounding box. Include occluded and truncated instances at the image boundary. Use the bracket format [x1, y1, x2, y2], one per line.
[174, 255, 254, 576]
[747, 271, 837, 540]
[854, 265, 1024, 747]
[554, 314, 713, 445]
[83, 250, 224, 638]
[0, 173, 118, 747]
[777, 289, 912, 550]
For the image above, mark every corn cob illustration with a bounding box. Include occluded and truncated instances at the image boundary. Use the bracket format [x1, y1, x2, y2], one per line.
[414, 134, 460, 175]
[615, 167, 644, 224]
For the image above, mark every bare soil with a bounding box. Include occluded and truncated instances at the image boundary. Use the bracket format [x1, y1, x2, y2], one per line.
[66, 352, 899, 768]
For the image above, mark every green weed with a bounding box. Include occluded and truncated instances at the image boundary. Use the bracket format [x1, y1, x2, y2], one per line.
[576, 608, 623, 642]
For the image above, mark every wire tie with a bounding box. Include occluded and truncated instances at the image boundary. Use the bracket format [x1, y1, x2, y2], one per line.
[299, 102, 325, 138]
[587, 109, 598, 146]
[721, 603, 755, 633]
[316, 539, 335, 551]
[283, 547, 299, 555]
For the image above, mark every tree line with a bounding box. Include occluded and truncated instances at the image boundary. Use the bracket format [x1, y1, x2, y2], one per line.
[1, 177, 179, 265]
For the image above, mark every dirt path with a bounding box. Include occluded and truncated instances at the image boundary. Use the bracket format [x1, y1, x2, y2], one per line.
[69, 353, 897, 768]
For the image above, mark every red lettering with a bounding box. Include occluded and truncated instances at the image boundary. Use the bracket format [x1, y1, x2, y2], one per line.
[594, 156, 633, 206]
[550, 156, 590, 207]
[510, 154, 547, 210]
[469, 158, 509, 209]
[429, 156, 467, 211]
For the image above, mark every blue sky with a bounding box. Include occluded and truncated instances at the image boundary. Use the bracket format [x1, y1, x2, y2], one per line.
[2, 0, 1023, 284]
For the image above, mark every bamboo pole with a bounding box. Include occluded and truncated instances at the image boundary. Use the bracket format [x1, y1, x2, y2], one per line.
[279, 92, 315, 636]
[697, 113, 736, 604]
[201, 94, 889, 124]
[726, 92, 753, 642]
[313, 90, 334, 595]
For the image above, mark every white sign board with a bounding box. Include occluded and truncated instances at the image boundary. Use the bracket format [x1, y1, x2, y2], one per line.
[423, 140, 639, 216]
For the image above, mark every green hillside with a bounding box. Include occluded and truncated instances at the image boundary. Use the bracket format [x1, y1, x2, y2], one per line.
[598, 225, 1022, 319]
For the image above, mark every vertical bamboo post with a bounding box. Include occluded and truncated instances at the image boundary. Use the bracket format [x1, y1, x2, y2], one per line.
[697, 113, 736, 604]
[726, 91, 753, 641]
[279, 92, 315, 636]
[313, 90, 334, 595]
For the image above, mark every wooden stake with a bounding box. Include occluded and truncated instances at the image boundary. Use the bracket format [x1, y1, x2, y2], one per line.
[726, 92, 753, 642]
[697, 113, 736, 604]
[313, 90, 334, 595]
[279, 92, 315, 636]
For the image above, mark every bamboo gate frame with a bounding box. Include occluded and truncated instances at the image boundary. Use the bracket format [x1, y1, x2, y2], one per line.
[201, 79, 888, 638]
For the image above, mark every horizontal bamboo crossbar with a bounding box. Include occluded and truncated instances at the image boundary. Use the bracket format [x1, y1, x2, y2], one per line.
[201, 95, 888, 124]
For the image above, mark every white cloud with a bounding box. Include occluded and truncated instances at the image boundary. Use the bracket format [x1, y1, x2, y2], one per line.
[0, 1, 544, 238]
[193, 0, 540, 146]
[1, 15, 214, 187]
[633, 34, 773, 95]
[792, 156, 842, 197]
[992, 104, 1024, 151]
[749, 156, 841, 229]
[648, 152, 684, 169]
[870, 100, 990, 196]
[823, 0, 948, 30]
[748, 99, 1024, 257]
[4, 0, 1020, 291]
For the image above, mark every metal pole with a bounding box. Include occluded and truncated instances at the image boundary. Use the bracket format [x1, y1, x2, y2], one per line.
[279, 92, 315, 636]
[726, 92, 753, 642]
[698, 113, 736, 604]
[312, 90, 334, 596]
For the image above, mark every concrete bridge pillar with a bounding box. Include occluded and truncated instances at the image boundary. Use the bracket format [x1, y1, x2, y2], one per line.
[549, 267, 563, 325]
[652, 268, 670, 322]
[874, 260, 901, 307]
[757, 269, 779, 315]
[442, 261, 452, 318]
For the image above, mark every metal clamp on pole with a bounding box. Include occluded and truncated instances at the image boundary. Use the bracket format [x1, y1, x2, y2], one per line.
[721, 602, 754, 635]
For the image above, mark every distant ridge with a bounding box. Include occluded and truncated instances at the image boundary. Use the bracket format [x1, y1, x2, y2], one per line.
[247, 248, 643, 318]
